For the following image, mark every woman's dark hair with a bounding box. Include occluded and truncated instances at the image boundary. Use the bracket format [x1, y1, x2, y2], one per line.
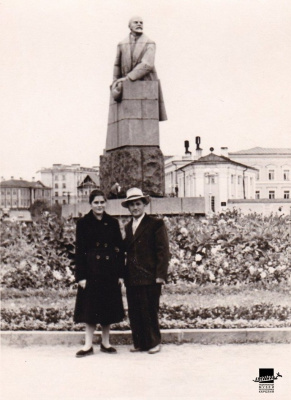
[89, 189, 107, 204]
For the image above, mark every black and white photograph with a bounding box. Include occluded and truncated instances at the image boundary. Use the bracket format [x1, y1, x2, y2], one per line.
[1, 1, 290, 399]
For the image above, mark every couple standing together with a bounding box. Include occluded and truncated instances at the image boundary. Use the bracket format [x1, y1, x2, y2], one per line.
[74, 188, 170, 357]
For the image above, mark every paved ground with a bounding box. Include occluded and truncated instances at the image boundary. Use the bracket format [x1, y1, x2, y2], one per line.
[1, 343, 290, 400]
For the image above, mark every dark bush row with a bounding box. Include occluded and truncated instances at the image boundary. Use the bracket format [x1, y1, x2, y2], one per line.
[1, 303, 290, 331]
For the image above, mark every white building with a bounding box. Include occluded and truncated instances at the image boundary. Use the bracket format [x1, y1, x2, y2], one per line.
[38, 164, 99, 205]
[229, 147, 291, 200]
[176, 151, 257, 213]
[164, 138, 203, 197]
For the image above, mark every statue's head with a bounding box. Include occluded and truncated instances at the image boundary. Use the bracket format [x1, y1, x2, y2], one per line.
[128, 16, 143, 35]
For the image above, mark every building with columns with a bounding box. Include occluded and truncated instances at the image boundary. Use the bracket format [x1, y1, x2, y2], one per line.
[176, 151, 257, 213]
[228, 147, 291, 200]
[0, 178, 51, 209]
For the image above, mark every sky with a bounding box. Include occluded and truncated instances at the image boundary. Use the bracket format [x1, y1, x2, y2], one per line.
[1, 0, 291, 180]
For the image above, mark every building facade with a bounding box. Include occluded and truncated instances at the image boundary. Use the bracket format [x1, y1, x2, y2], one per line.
[176, 152, 257, 213]
[229, 147, 291, 200]
[77, 173, 100, 202]
[0, 178, 51, 209]
[38, 164, 99, 205]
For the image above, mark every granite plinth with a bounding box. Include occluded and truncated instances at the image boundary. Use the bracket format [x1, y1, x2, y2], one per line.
[100, 146, 165, 198]
[106, 81, 160, 151]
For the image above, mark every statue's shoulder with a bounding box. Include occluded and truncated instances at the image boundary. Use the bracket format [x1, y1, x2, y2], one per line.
[118, 35, 131, 46]
[118, 34, 155, 46]
[141, 34, 155, 45]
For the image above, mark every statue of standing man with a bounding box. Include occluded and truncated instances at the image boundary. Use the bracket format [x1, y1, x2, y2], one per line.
[111, 16, 167, 121]
[100, 16, 167, 198]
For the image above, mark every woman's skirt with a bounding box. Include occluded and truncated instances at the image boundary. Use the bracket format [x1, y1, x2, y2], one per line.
[74, 278, 124, 325]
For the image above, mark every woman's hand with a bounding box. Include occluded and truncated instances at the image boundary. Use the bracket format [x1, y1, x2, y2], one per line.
[78, 279, 87, 289]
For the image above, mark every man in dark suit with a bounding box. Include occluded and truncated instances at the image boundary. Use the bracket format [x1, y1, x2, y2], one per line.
[122, 187, 170, 354]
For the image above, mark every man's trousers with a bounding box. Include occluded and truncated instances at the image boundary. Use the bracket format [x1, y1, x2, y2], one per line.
[126, 284, 162, 351]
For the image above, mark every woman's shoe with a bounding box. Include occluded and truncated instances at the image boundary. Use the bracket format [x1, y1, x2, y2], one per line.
[130, 347, 142, 352]
[148, 345, 161, 354]
[75, 347, 94, 358]
[100, 343, 117, 354]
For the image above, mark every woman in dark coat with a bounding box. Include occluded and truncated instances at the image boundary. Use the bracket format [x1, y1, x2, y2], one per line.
[74, 189, 124, 357]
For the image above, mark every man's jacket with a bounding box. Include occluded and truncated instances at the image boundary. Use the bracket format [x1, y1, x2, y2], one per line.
[124, 214, 170, 286]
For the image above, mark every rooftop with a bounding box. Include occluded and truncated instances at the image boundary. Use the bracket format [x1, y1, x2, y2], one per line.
[229, 147, 291, 155]
[178, 153, 258, 171]
[0, 179, 50, 189]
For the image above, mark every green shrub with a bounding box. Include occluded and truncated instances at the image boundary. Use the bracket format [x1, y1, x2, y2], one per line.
[1, 211, 290, 289]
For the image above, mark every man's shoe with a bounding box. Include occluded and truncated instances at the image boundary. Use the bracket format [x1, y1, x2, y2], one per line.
[130, 347, 142, 353]
[100, 343, 117, 354]
[75, 347, 93, 358]
[148, 345, 161, 354]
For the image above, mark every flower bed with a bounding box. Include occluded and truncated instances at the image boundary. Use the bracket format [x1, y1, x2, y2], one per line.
[166, 210, 290, 285]
[1, 211, 290, 289]
[1, 303, 290, 331]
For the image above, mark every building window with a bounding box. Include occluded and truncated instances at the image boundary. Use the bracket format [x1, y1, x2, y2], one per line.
[1, 200, 4, 206]
[62, 175, 65, 180]
[256, 170, 260, 180]
[283, 170, 290, 181]
[284, 191, 290, 199]
[231, 175, 234, 184]
[238, 176, 242, 185]
[268, 170, 275, 180]
[62, 183, 66, 189]
[255, 191, 260, 199]
[12, 189, 17, 196]
[7, 190, 10, 195]
[55, 200, 59, 204]
[63, 199, 66, 204]
[55, 175, 58, 181]
[55, 183, 58, 189]
[63, 191, 66, 196]
[269, 190, 275, 199]
[55, 192, 58, 197]
[211, 196, 215, 212]
[1, 190, 4, 195]
[207, 176, 215, 184]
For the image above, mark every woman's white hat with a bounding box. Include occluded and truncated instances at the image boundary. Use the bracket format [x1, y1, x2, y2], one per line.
[121, 187, 150, 208]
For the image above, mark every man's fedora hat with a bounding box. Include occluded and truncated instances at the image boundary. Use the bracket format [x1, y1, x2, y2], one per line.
[121, 187, 150, 208]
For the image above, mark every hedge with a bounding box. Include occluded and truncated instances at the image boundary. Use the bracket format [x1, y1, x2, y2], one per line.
[1, 303, 290, 331]
[1, 210, 290, 289]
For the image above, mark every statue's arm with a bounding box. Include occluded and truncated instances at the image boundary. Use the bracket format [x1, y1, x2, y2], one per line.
[127, 42, 156, 81]
[113, 45, 122, 82]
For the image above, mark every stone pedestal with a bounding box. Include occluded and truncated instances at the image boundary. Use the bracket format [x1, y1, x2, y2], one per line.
[106, 81, 160, 150]
[100, 146, 165, 198]
[101, 81, 165, 198]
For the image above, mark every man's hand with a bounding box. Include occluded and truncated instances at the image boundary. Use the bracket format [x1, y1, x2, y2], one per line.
[156, 278, 165, 284]
[118, 278, 124, 286]
[116, 76, 130, 84]
[78, 279, 86, 289]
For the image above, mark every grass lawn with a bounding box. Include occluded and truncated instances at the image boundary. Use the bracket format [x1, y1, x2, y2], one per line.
[2, 283, 290, 310]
